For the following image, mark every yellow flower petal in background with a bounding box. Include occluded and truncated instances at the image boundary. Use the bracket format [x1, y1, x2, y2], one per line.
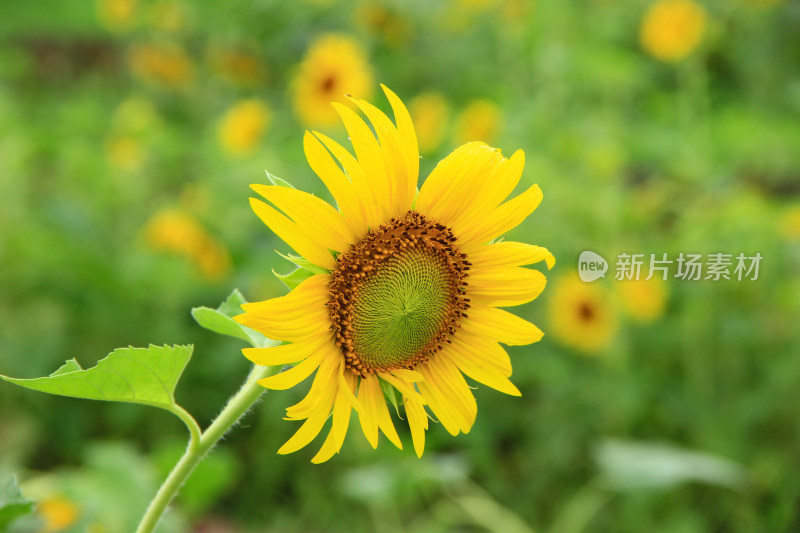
[454, 99, 502, 146]
[38, 495, 80, 533]
[128, 41, 194, 88]
[96, 0, 138, 32]
[640, 0, 707, 62]
[143, 208, 231, 281]
[290, 34, 374, 127]
[778, 204, 800, 241]
[217, 99, 271, 157]
[548, 274, 618, 354]
[409, 92, 450, 154]
[617, 277, 668, 324]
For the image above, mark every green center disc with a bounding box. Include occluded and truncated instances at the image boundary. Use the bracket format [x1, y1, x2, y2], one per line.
[350, 249, 453, 368]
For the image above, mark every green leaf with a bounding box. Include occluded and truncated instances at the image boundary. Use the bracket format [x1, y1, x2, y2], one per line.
[51, 358, 82, 376]
[273, 267, 315, 291]
[274, 250, 328, 275]
[380, 378, 401, 417]
[593, 439, 749, 491]
[0, 345, 192, 412]
[0, 475, 34, 529]
[265, 170, 296, 189]
[191, 289, 277, 349]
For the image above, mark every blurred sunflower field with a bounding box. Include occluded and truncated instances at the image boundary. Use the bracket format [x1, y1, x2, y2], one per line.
[1, 0, 800, 531]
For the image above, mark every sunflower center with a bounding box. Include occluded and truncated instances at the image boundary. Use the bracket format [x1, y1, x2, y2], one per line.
[578, 301, 596, 322]
[328, 211, 470, 377]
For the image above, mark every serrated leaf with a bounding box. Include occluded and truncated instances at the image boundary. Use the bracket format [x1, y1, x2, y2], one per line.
[274, 250, 328, 275]
[50, 358, 82, 376]
[191, 289, 278, 349]
[265, 170, 296, 189]
[0, 345, 192, 412]
[0, 475, 34, 528]
[273, 267, 315, 291]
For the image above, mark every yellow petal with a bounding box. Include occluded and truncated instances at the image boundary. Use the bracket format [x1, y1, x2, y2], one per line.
[351, 97, 414, 216]
[468, 267, 547, 307]
[257, 349, 325, 390]
[357, 375, 380, 448]
[461, 306, 544, 346]
[243, 336, 329, 366]
[404, 398, 428, 458]
[240, 274, 329, 316]
[451, 335, 512, 377]
[416, 142, 501, 223]
[373, 385, 403, 451]
[468, 242, 556, 270]
[252, 184, 355, 252]
[314, 131, 383, 229]
[332, 102, 391, 221]
[303, 131, 369, 236]
[439, 347, 521, 396]
[285, 349, 340, 420]
[458, 184, 543, 250]
[450, 149, 525, 231]
[249, 197, 335, 270]
[425, 356, 477, 433]
[278, 385, 336, 455]
[416, 365, 462, 436]
[378, 372, 426, 404]
[381, 84, 419, 197]
[390, 368, 425, 382]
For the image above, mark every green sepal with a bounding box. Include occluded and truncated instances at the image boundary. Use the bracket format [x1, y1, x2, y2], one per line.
[0, 345, 192, 412]
[274, 250, 328, 275]
[0, 475, 34, 529]
[380, 378, 402, 417]
[264, 170, 296, 189]
[273, 267, 315, 291]
[191, 289, 276, 349]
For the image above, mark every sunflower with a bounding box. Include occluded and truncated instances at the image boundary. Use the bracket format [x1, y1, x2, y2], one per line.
[616, 278, 667, 324]
[236, 85, 553, 462]
[290, 34, 374, 127]
[548, 274, 617, 354]
[640, 0, 707, 63]
[217, 99, 271, 157]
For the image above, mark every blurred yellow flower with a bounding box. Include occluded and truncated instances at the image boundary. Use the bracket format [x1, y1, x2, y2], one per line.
[147, 0, 188, 33]
[217, 99, 271, 157]
[128, 41, 194, 89]
[354, 2, 413, 47]
[455, 99, 502, 146]
[779, 204, 800, 241]
[616, 278, 667, 324]
[549, 275, 617, 354]
[106, 135, 146, 172]
[144, 208, 231, 280]
[112, 97, 159, 133]
[207, 47, 266, 88]
[38, 496, 79, 533]
[290, 34, 373, 127]
[409, 92, 450, 154]
[640, 0, 707, 62]
[96, 0, 138, 32]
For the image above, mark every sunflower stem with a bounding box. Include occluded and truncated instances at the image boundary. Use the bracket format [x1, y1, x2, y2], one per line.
[135, 364, 276, 533]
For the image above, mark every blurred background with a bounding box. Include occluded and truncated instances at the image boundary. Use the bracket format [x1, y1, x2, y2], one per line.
[1, 0, 799, 531]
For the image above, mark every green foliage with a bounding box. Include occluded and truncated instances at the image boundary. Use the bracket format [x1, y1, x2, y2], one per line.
[0, 475, 34, 529]
[272, 266, 316, 291]
[0, 345, 193, 413]
[191, 289, 274, 348]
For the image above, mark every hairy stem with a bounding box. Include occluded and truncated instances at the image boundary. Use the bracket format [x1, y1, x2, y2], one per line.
[135, 364, 275, 533]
